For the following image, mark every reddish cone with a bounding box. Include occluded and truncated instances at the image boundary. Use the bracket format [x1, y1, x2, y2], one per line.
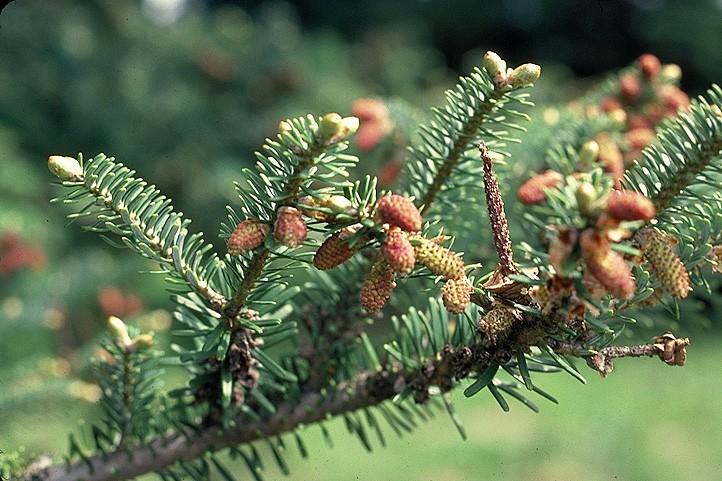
[580, 229, 635, 299]
[376, 194, 422, 232]
[638, 54, 661, 79]
[274, 206, 307, 248]
[228, 220, 269, 255]
[381, 228, 415, 274]
[606, 191, 656, 221]
[517, 170, 563, 205]
[620, 73, 642, 102]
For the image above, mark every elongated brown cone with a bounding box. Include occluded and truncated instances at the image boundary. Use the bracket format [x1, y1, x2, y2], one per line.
[606, 191, 656, 221]
[638, 229, 690, 299]
[517, 170, 563, 205]
[313, 226, 361, 270]
[228, 220, 269, 255]
[580, 229, 635, 299]
[360, 258, 396, 313]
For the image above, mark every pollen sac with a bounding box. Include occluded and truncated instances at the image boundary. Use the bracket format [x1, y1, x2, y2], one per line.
[580, 229, 635, 300]
[441, 277, 473, 314]
[313, 227, 361, 270]
[638, 229, 690, 299]
[606, 190, 656, 222]
[411, 235, 465, 280]
[274, 206, 308, 248]
[376, 194, 422, 232]
[227, 220, 269, 255]
[381, 228, 415, 274]
[517, 170, 563, 205]
[360, 258, 396, 313]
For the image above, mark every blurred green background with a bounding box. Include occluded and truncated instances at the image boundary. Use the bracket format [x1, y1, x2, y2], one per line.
[1, 0, 721, 479]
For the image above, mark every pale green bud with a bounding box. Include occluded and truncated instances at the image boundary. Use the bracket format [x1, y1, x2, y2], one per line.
[576, 182, 600, 217]
[483, 51, 507, 80]
[319, 113, 343, 140]
[508, 63, 541, 88]
[107, 316, 132, 346]
[48, 155, 83, 182]
[578, 140, 600, 166]
[325, 195, 354, 213]
[338, 116, 360, 137]
[319, 113, 359, 143]
[660, 64, 682, 83]
[278, 120, 293, 133]
[132, 333, 154, 350]
[607, 108, 627, 129]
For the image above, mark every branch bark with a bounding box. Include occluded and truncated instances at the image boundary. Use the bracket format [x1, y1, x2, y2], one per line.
[550, 332, 690, 377]
[26, 340, 500, 481]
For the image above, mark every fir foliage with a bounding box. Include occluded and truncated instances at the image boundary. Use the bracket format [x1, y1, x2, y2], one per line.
[24, 51, 722, 481]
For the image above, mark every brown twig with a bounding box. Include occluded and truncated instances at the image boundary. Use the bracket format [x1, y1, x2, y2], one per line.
[550, 332, 690, 377]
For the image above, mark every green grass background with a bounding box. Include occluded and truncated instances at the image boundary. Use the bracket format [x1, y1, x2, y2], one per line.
[4, 337, 720, 481]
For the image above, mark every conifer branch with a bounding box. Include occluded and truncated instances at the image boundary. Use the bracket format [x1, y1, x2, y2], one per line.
[404, 54, 538, 218]
[550, 332, 689, 377]
[35, 55, 718, 481]
[25, 333, 508, 481]
[649, 138, 722, 212]
[418, 89, 504, 213]
[49, 154, 228, 311]
[223, 118, 355, 316]
[624, 85, 722, 216]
